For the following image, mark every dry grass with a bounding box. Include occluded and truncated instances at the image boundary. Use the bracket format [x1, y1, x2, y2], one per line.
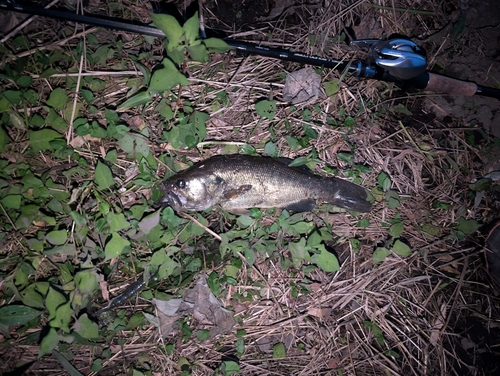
[1, 0, 499, 375]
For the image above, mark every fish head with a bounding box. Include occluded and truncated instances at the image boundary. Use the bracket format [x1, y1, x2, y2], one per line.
[157, 170, 226, 211]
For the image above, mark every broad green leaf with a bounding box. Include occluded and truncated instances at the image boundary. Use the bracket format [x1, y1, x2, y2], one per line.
[388, 221, 404, 238]
[422, 223, 440, 236]
[46, 108, 67, 131]
[324, 80, 339, 96]
[28, 129, 63, 152]
[220, 360, 240, 375]
[273, 342, 286, 359]
[50, 300, 72, 332]
[94, 160, 115, 190]
[0, 125, 8, 152]
[0, 305, 42, 326]
[46, 229, 68, 245]
[39, 327, 60, 358]
[393, 239, 412, 257]
[118, 132, 151, 158]
[183, 12, 200, 45]
[373, 247, 390, 264]
[0, 194, 21, 209]
[73, 314, 99, 339]
[289, 156, 309, 167]
[75, 270, 99, 295]
[378, 172, 391, 191]
[187, 44, 208, 63]
[46, 87, 68, 110]
[203, 37, 231, 53]
[255, 100, 276, 120]
[104, 232, 131, 260]
[196, 329, 210, 341]
[349, 238, 362, 253]
[3, 90, 22, 104]
[385, 190, 400, 208]
[151, 13, 183, 51]
[289, 238, 309, 266]
[457, 217, 481, 235]
[148, 58, 190, 94]
[106, 212, 129, 232]
[264, 141, 278, 157]
[357, 218, 370, 228]
[21, 284, 45, 309]
[46, 286, 67, 320]
[0, 96, 11, 112]
[312, 244, 340, 272]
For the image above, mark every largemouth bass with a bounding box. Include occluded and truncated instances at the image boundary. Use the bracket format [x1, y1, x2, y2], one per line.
[157, 154, 372, 213]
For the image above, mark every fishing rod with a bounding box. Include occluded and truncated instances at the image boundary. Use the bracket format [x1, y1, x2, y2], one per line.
[1, 0, 499, 99]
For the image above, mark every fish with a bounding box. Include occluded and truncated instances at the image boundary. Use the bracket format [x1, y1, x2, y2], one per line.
[157, 154, 372, 213]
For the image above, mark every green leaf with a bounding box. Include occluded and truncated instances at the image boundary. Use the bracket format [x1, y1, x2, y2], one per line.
[45, 230, 68, 245]
[195, 329, 210, 341]
[0, 96, 11, 112]
[289, 238, 309, 266]
[28, 129, 63, 152]
[148, 58, 190, 94]
[39, 327, 60, 358]
[255, 100, 276, 120]
[337, 152, 354, 164]
[203, 38, 231, 53]
[49, 300, 72, 333]
[46, 88, 68, 110]
[312, 244, 340, 272]
[373, 247, 390, 264]
[0, 194, 22, 209]
[392, 239, 412, 257]
[118, 132, 151, 158]
[94, 161, 115, 190]
[0, 305, 42, 326]
[107, 212, 129, 232]
[457, 217, 481, 235]
[324, 80, 339, 96]
[117, 91, 153, 111]
[151, 13, 183, 51]
[422, 223, 440, 236]
[349, 238, 362, 253]
[183, 12, 200, 45]
[46, 108, 67, 131]
[0, 126, 8, 152]
[73, 314, 99, 339]
[273, 342, 286, 359]
[74, 271, 99, 296]
[104, 232, 131, 260]
[187, 44, 208, 63]
[388, 221, 404, 238]
[378, 172, 391, 191]
[220, 360, 240, 375]
[357, 218, 370, 228]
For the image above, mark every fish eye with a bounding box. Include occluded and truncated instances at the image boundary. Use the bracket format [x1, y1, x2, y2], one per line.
[176, 179, 186, 189]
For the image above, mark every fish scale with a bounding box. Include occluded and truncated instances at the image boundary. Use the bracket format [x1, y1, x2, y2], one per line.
[158, 155, 372, 213]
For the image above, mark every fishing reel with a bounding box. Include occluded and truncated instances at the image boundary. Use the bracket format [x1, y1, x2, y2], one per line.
[351, 37, 427, 80]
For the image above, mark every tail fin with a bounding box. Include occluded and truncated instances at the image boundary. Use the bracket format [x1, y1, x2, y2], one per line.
[324, 178, 372, 213]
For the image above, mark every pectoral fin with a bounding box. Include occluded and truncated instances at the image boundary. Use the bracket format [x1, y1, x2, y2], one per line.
[224, 185, 252, 200]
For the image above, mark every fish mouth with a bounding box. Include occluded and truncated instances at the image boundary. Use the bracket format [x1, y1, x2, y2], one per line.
[158, 192, 183, 211]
